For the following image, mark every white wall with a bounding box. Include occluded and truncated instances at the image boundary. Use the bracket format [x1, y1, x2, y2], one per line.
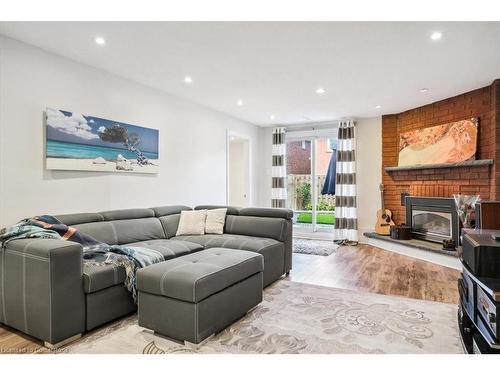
[0, 36, 261, 227]
[356, 117, 382, 240]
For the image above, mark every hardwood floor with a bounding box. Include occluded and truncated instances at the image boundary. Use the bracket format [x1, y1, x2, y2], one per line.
[0, 243, 460, 353]
[0, 325, 47, 354]
[288, 243, 460, 304]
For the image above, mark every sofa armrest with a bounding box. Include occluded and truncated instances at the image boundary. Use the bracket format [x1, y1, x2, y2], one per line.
[0, 239, 85, 345]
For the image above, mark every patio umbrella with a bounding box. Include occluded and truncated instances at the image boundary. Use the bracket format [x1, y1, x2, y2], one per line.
[321, 151, 336, 195]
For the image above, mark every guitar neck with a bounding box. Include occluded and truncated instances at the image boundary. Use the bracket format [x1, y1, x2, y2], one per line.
[380, 189, 385, 211]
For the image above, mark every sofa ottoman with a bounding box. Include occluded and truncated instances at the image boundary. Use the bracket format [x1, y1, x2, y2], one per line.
[136, 248, 264, 344]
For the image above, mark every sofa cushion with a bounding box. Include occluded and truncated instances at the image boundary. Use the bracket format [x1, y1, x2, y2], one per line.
[136, 248, 264, 303]
[172, 234, 280, 254]
[73, 217, 166, 245]
[239, 207, 293, 219]
[127, 239, 204, 260]
[224, 215, 288, 242]
[99, 208, 155, 221]
[194, 205, 240, 216]
[83, 264, 127, 294]
[73, 222, 118, 245]
[112, 217, 165, 244]
[55, 212, 104, 226]
[158, 214, 181, 239]
[151, 205, 192, 217]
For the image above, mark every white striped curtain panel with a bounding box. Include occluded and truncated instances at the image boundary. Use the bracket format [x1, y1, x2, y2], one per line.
[271, 127, 287, 208]
[334, 120, 358, 243]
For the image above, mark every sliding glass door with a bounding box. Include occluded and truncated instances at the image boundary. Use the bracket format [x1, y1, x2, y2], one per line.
[313, 136, 336, 232]
[286, 139, 313, 233]
[286, 131, 337, 237]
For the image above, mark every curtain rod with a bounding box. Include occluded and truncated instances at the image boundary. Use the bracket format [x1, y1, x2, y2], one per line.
[285, 121, 338, 133]
[283, 118, 357, 132]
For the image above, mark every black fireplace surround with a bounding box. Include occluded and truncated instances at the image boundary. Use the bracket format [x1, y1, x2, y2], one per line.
[405, 196, 460, 246]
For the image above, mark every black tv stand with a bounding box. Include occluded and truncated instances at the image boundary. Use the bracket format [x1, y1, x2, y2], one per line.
[458, 263, 500, 353]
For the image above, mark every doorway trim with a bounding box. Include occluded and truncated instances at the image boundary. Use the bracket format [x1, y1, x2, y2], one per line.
[226, 130, 252, 207]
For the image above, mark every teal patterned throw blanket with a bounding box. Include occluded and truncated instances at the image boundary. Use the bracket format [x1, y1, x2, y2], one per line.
[0, 215, 164, 302]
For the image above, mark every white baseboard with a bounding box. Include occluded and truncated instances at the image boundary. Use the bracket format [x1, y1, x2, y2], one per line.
[365, 237, 461, 270]
[358, 228, 372, 243]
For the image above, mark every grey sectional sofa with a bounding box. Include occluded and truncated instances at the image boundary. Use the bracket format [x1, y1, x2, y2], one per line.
[0, 205, 293, 347]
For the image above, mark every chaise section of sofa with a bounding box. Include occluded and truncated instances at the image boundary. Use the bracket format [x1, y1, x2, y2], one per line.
[0, 204, 293, 347]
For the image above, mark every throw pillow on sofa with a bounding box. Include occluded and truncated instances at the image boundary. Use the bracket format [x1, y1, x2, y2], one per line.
[205, 208, 227, 234]
[176, 210, 207, 236]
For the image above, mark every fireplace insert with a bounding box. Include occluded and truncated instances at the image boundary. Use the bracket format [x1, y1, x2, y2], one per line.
[405, 196, 459, 245]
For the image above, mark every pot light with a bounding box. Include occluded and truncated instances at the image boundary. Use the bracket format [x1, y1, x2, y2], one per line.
[95, 37, 106, 46]
[184, 76, 192, 84]
[237, 100, 243, 106]
[375, 105, 382, 109]
[270, 115, 275, 120]
[430, 32, 442, 40]
[316, 88, 326, 95]
[420, 88, 430, 93]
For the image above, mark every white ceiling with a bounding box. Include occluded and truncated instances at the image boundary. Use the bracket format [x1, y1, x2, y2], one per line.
[0, 22, 499, 126]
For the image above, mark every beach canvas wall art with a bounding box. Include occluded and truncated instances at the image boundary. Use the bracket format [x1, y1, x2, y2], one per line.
[45, 108, 159, 174]
[398, 118, 478, 167]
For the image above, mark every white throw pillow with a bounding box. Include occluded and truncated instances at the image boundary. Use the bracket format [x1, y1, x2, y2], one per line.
[176, 210, 207, 236]
[205, 208, 227, 235]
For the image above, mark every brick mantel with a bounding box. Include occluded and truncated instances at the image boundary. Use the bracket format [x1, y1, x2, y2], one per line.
[381, 80, 500, 224]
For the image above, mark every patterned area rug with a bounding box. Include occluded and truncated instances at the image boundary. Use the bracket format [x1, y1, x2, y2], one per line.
[65, 281, 462, 354]
[292, 238, 338, 256]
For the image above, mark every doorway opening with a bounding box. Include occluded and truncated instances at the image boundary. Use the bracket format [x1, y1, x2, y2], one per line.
[227, 132, 250, 207]
[286, 128, 337, 240]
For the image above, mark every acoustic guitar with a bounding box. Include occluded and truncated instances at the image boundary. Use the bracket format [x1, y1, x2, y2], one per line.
[375, 184, 395, 235]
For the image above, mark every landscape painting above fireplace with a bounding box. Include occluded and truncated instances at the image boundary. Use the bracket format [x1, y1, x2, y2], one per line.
[398, 118, 478, 167]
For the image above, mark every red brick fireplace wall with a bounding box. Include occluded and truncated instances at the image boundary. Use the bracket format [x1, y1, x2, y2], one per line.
[381, 80, 500, 224]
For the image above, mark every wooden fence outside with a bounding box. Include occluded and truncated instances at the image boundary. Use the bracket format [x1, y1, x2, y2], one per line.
[287, 174, 335, 211]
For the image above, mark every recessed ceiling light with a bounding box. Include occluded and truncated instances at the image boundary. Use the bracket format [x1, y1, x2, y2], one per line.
[420, 88, 430, 93]
[316, 88, 326, 95]
[430, 32, 442, 40]
[375, 105, 382, 109]
[237, 100, 243, 106]
[270, 115, 275, 120]
[184, 76, 192, 84]
[95, 37, 106, 46]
